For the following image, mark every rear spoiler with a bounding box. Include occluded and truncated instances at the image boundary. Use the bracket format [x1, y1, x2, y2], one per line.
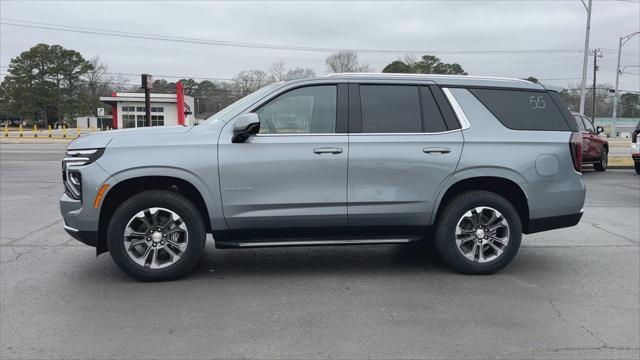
[538, 83, 565, 93]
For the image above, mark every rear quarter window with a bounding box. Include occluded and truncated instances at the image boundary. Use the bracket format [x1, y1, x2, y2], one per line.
[469, 89, 572, 131]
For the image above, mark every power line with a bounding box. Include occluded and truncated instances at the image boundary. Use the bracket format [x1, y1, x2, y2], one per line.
[3, 31, 601, 65]
[0, 18, 595, 55]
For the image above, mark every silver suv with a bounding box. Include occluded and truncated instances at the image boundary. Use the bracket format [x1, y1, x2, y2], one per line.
[60, 74, 586, 281]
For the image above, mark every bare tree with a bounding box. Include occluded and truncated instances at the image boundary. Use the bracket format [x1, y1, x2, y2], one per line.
[270, 60, 287, 81]
[325, 50, 372, 73]
[403, 54, 418, 67]
[232, 70, 272, 96]
[81, 57, 128, 115]
[286, 67, 316, 78]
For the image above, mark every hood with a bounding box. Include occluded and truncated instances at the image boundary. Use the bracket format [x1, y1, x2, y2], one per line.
[67, 126, 192, 150]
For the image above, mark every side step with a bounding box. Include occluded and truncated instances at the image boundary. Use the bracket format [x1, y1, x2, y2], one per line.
[215, 237, 423, 249]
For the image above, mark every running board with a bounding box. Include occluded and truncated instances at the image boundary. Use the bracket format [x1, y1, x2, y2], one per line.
[215, 237, 422, 249]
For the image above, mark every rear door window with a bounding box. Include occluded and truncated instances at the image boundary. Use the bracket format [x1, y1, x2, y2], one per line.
[360, 85, 422, 133]
[470, 89, 571, 131]
[421, 87, 448, 132]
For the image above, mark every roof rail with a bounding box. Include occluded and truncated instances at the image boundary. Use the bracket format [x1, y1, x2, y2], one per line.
[325, 72, 533, 84]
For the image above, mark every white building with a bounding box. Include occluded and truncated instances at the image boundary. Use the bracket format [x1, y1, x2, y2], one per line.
[100, 86, 194, 129]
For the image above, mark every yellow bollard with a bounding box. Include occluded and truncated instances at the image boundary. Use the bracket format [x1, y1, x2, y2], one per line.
[19, 124, 23, 137]
[76, 127, 81, 138]
[62, 125, 67, 138]
[3, 123, 8, 137]
[33, 125, 37, 138]
[48, 125, 52, 138]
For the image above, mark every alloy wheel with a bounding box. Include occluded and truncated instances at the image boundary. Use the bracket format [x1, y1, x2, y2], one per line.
[454, 206, 510, 263]
[123, 207, 189, 269]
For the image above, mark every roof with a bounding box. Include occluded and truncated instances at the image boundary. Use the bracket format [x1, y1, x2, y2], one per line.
[319, 73, 544, 90]
[99, 92, 193, 105]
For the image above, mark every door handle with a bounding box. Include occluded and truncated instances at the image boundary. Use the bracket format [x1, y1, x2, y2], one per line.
[313, 147, 343, 154]
[423, 147, 451, 154]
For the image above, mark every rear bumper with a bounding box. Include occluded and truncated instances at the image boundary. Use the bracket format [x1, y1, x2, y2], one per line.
[524, 211, 583, 234]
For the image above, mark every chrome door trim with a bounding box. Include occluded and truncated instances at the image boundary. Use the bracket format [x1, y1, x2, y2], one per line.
[442, 88, 471, 130]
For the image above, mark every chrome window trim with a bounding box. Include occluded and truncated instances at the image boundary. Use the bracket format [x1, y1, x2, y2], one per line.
[253, 129, 463, 137]
[349, 129, 462, 136]
[442, 88, 471, 130]
[254, 133, 343, 137]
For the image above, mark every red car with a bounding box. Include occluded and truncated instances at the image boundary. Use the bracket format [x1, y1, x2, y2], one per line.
[572, 113, 608, 171]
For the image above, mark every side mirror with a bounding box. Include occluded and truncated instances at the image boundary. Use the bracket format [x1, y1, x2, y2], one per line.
[232, 113, 260, 143]
[596, 126, 604, 134]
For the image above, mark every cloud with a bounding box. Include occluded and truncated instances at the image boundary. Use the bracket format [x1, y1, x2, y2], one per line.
[1, 0, 638, 90]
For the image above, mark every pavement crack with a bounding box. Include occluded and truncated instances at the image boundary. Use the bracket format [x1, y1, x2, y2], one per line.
[4, 218, 63, 245]
[534, 344, 639, 353]
[587, 222, 640, 244]
[549, 299, 608, 349]
[0, 247, 35, 264]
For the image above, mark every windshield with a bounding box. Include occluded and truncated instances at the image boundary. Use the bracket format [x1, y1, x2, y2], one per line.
[204, 82, 284, 123]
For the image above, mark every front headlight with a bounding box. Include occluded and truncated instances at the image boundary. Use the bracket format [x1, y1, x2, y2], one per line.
[62, 148, 105, 200]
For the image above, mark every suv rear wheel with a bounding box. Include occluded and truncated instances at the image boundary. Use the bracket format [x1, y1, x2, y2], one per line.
[107, 190, 206, 281]
[435, 191, 522, 274]
[594, 148, 608, 172]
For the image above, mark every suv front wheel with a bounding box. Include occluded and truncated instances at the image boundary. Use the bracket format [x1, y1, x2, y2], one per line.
[435, 191, 522, 275]
[107, 190, 206, 281]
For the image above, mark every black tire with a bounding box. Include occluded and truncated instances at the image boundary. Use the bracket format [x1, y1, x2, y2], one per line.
[635, 161, 640, 174]
[594, 148, 608, 171]
[434, 191, 522, 275]
[107, 190, 206, 281]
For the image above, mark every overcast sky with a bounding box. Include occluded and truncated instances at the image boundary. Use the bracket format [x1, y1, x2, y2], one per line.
[1, 0, 638, 92]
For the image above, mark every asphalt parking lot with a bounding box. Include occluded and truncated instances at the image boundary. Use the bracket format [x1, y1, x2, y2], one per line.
[1, 143, 639, 359]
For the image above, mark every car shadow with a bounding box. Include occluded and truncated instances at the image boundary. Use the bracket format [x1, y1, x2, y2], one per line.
[189, 241, 450, 279]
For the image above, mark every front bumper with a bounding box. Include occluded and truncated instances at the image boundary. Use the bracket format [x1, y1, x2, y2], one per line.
[59, 162, 111, 248]
[64, 224, 98, 247]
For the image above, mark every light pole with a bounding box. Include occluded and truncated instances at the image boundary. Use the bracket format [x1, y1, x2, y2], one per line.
[612, 31, 640, 137]
[590, 49, 602, 120]
[579, 0, 593, 116]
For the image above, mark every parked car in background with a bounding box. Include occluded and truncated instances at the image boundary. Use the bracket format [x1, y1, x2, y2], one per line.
[632, 122, 640, 174]
[572, 112, 608, 171]
[60, 74, 586, 281]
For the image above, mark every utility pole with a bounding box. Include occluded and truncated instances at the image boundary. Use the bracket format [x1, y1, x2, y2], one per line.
[590, 49, 602, 122]
[579, 0, 592, 116]
[613, 32, 640, 137]
[142, 74, 153, 127]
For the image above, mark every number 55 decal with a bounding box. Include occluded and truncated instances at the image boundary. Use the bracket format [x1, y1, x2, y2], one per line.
[529, 96, 546, 110]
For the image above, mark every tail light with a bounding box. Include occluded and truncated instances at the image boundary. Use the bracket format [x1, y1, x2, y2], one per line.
[570, 132, 582, 172]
